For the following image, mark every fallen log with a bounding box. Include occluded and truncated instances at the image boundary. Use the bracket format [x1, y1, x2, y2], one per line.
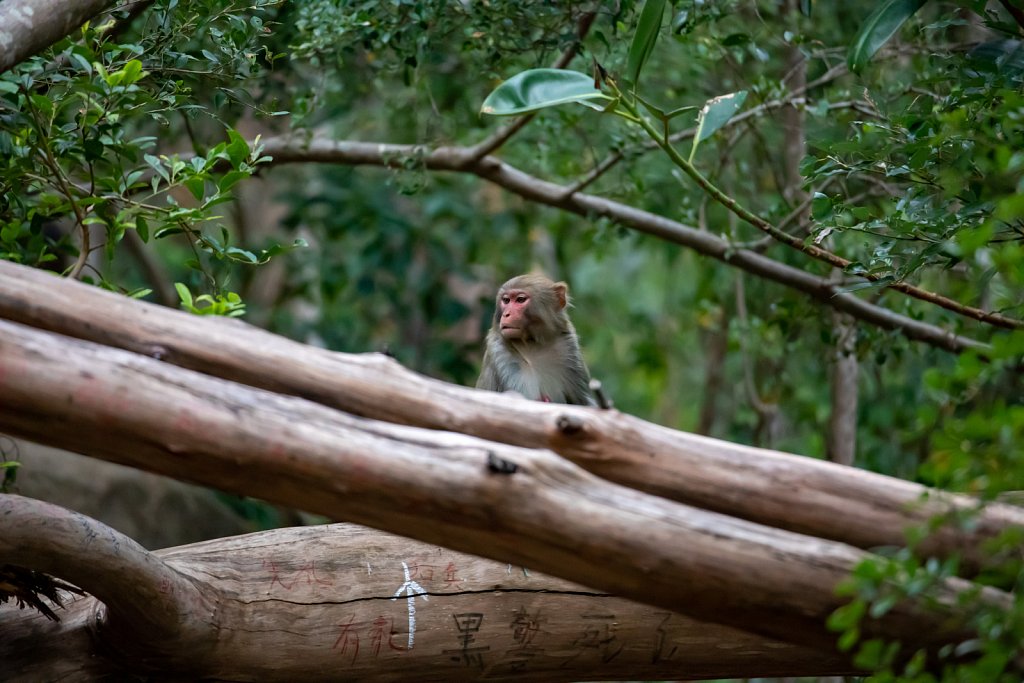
[0, 259, 1019, 571]
[0, 495, 856, 681]
[0, 318, 1008, 657]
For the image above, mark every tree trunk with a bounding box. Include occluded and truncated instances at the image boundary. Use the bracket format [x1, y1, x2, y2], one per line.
[0, 0, 116, 74]
[0, 316, 1011, 658]
[0, 495, 857, 682]
[0, 259, 1019, 573]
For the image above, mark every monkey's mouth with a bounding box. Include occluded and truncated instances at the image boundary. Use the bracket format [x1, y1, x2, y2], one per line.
[500, 325, 523, 338]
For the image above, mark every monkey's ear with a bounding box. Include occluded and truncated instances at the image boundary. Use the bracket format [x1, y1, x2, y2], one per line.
[553, 282, 569, 309]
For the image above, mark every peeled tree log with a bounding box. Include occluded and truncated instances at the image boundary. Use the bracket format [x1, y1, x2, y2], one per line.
[0, 0, 117, 74]
[0, 318, 1013, 659]
[0, 496, 855, 681]
[0, 259, 1020, 572]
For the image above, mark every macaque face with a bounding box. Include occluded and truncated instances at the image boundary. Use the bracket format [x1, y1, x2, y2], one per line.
[498, 288, 531, 340]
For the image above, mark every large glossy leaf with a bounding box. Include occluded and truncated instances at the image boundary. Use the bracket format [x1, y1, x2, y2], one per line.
[847, 0, 928, 74]
[689, 90, 747, 161]
[480, 69, 612, 116]
[627, 0, 667, 87]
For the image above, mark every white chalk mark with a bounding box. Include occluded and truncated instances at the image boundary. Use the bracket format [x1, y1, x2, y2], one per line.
[391, 561, 428, 650]
[366, 562, 372, 575]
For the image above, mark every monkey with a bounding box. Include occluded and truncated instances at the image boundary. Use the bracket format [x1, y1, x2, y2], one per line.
[476, 273, 596, 406]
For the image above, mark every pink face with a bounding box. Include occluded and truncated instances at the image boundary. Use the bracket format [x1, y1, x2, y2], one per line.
[498, 288, 530, 340]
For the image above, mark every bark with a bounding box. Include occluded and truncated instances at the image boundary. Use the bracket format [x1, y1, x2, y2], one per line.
[827, 306, 859, 466]
[0, 495, 857, 682]
[695, 308, 728, 436]
[0, 259, 1017, 573]
[0, 0, 115, 74]
[258, 136, 989, 355]
[0, 318, 1009, 656]
[778, 11, 859, 467]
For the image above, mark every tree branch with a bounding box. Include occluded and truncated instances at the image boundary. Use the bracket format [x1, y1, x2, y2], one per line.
[0, 258, 1019, 576]
[259, 136, 989, 355]
[0, 0, 118, 74]
[619, 95, 1024, 332]
[464, 10, 596, 162]
[1, 503, 858, 681]
[0, 318, 1009, 655]
[0, 494, 215, 663]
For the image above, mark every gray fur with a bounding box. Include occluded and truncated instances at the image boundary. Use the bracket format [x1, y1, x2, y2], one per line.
[477, 276, 596, 406]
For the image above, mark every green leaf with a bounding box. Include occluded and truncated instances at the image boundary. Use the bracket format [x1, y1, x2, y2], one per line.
[218, 170, 249, 193]
[145, 154, 169, 183]
[847, 0, 928, 74]
[174, 282, 193, 308]
[225, 130, 250, 167]
[480, 69, 612, 116]
[689, 91, 747, 162]
[627, 0, 667, 87]
[0, 81, 19, 95]
[135, 215, 149, 242]
[121, 59, 146, 85]
[184, 176, 207, 201]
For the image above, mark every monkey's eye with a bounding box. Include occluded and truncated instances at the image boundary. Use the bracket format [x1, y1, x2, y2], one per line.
[516, 295, 527, 304]
[501, 295, 510, 304]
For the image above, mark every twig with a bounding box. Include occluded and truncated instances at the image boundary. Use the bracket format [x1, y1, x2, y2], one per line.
[619, 96, 1024, 331]
[465, 11, 596, 163]
[563, 64, 852, 198]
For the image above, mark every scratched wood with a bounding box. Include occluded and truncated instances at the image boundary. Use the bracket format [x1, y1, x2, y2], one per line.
[0, 318, 1005, 659]
[0, 258, 1018, 573]
[1, 521, 855, 682]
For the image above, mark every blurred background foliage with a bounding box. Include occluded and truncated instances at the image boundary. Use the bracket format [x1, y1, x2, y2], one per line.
[1, 0, 1023, 675]
[1, 0, 1021, 487]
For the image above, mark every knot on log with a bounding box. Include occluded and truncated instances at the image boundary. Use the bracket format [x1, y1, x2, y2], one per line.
[555, 413, 585, 436]
[486, 451, 518, 475]
[144, 344, 169, 360]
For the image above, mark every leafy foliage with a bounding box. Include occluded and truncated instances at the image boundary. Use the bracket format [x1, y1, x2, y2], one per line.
[1, 1, 1023, 679]
[0, 0, 284, 301]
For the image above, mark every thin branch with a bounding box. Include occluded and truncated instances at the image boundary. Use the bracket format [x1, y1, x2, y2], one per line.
[24, 87, 92, 280]
[260, 136, 988, 355]
[564, 64, 852, 197]
[620, 96, 1024, 331]
[464, 10, 596, 162]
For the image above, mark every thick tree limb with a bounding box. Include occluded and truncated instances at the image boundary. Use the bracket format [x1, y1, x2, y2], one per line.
[258, 136, 988, 355]
[0, 0, 116, 74]
[0, 259, 1019, 574]
[0, 497, 857, 681]
[0, 319, 1009, 656]
[0, 495, 216, 665]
